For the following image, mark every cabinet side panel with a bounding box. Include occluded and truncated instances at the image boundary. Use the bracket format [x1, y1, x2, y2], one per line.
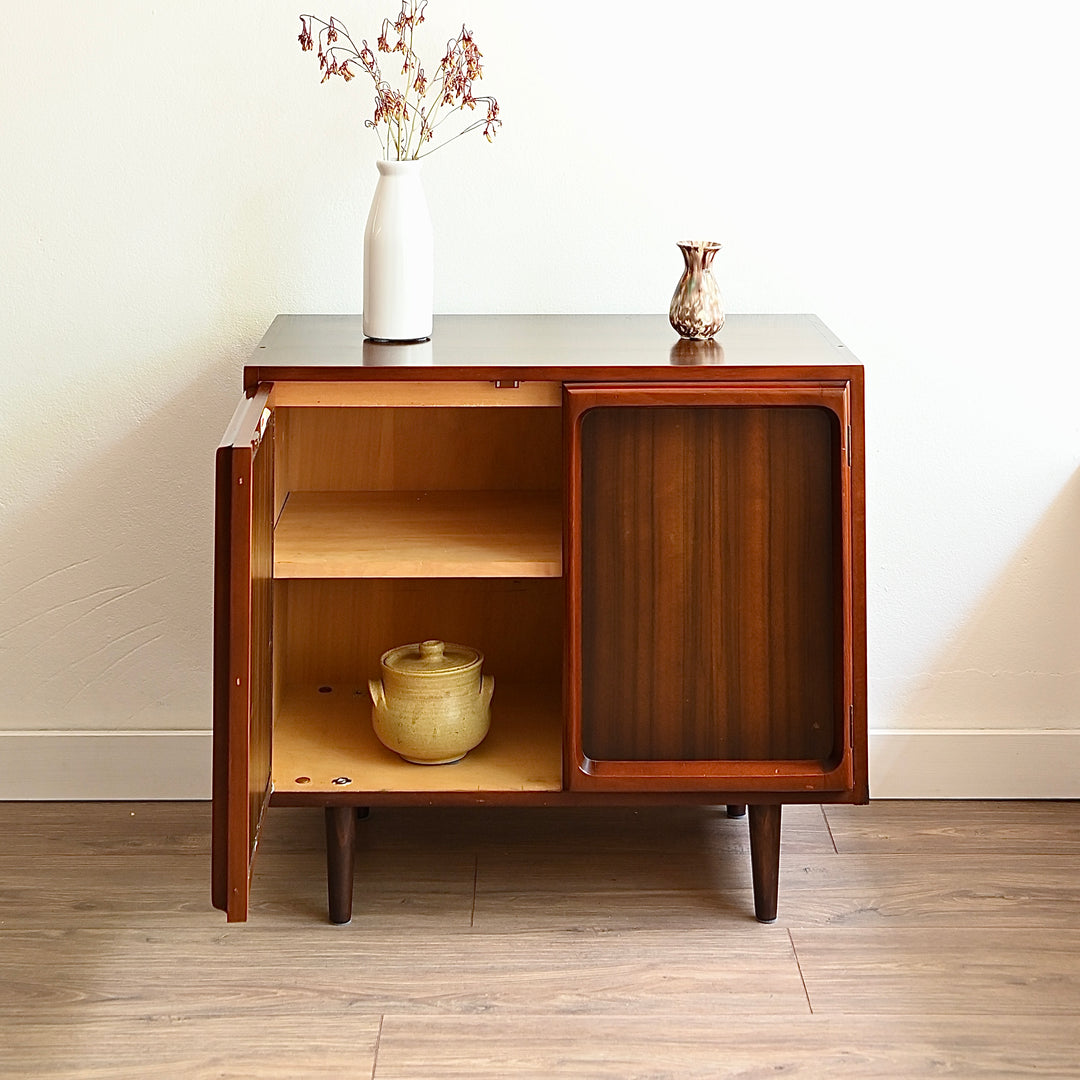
[850, 374, 869, 799]
[580, 405, 837, 762]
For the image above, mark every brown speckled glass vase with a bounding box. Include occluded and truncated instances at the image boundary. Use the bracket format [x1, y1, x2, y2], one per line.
[669, 240, 724, 340]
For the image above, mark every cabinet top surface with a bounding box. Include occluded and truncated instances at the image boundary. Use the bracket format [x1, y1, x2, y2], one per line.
[244, 314, 860, 388]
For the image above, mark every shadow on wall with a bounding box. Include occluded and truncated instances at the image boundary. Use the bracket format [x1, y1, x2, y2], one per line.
[0, 346, 244, 734]
[897, 466, 1080, 731]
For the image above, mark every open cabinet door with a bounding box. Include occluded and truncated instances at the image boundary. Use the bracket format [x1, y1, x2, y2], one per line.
[212, 386, 273, 921]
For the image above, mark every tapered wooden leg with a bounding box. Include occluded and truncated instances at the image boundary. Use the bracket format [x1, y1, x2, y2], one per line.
[726, 804, 747, 818]
[325, 805, 356, 924]
[748, 803, 782, 923]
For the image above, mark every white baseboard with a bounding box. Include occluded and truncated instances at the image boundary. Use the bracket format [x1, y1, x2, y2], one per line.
[0, 730, 212, 800]
[0, 728, 1076, 801]
[869, 729, 1080, 799]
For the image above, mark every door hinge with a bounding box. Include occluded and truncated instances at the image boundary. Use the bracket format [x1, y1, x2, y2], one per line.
[252, 407, 271, 450]
[849, 703, 855, 744]
[845, 424, 852, 467]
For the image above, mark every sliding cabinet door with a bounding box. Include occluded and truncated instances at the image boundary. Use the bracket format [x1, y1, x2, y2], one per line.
[565, 382, 857, 794]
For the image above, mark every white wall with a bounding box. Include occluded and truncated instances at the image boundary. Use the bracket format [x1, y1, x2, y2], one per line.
[1, 0, 1077, 798]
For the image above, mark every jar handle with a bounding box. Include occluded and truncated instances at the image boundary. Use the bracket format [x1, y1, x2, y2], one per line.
[368, 678, 385, 710]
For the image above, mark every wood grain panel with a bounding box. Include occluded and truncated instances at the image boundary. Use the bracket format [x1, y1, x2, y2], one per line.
[0, 801, 212, 856]
[579, 405, 838, 762]
[246, 314, 863, 388]
[279, 577, 562, 687]
[823, 800, 1080, 855]
[278, 406, 561, 494]
[471, 849, 758, 931]
[0, 928, 808, 1019]
[373, 1015, 1080, 1079]
[473, 850, 1080, 933]
[792, 928, 1080, 1015]
[0, 800, 828, 856]
[212, 390, 273, 923]
[778, 853, 1080, 927]
[5, 799, 1080, 1076]
[3, 1017, 382, 1080]
[0, 850, 475, 929]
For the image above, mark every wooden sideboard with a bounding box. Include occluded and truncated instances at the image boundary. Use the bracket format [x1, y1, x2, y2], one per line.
[213, 314, 867, 923]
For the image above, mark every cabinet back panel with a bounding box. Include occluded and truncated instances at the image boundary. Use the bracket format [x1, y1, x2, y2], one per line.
[279, 578, 563, 690]
[580, 405, 837, 762]
[277, 407, 561, 495]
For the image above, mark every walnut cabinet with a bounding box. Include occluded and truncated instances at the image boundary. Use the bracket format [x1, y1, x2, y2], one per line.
[212, 315, 867, 924]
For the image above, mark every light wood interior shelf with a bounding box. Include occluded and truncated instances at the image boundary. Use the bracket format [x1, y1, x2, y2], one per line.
[274, 490, 564, 579]
[272, 681, 563, 794]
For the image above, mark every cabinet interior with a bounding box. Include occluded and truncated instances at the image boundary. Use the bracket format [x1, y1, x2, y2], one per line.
[270, 395, 565, 796]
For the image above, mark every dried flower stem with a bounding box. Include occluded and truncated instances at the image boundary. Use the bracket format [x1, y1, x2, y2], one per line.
[298, 2, 501, 160]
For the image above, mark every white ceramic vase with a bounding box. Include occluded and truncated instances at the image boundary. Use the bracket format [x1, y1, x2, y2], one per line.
[363, 159, 434, 342]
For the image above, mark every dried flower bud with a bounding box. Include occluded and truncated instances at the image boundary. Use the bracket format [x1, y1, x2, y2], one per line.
[298, 17, 314, 51]
[482, 96, 501, 141]
[457, 28, 481, 78]
[327, 18, 338, 43]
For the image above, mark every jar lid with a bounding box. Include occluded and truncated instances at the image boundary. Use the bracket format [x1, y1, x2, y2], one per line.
[380, 639, 482, 676]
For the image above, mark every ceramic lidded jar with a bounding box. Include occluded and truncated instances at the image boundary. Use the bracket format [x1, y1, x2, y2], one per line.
[368, 640, 494, 764]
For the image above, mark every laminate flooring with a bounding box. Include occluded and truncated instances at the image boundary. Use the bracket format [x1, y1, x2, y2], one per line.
[1, 800, 1077, 1078]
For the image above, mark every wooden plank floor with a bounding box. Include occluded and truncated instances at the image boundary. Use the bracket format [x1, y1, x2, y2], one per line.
[0, 801, 1077, 1078]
